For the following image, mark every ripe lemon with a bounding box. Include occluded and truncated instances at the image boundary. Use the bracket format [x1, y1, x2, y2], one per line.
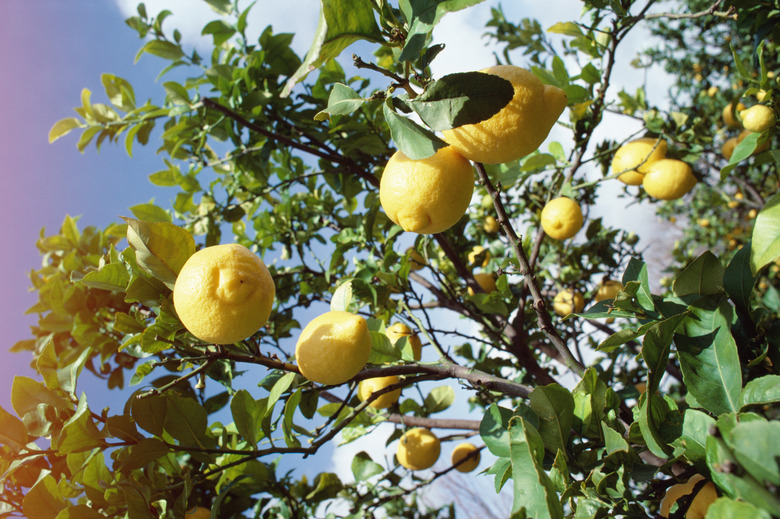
[442, 65, 567, 164]
[611, 137, 668, 185]
[660, 474, 718, 519]
[721, 136, 738, 160]
[740, 104, 776, 132]
[186, 507, 211, 519]
[722, 101, 746, 128]
[380, 147, 474, 234]
[451, 443, 480, 473]
[386, 322, 422, 361]
[642, 159, 697, 200]
[553, 289, 584, 316]
[295, 311, 371, 385]
[406, 247, 426, 272]
[467, 245, 490, 267]
[358, 375, 401, 409]
[483, 215, 500, 233]
[173, 244, 275, 344]
[397, 428, 441, 470]
[595, 280, 623, 302]
[540, 197, 583, 240]
[468, 272, 497, 295]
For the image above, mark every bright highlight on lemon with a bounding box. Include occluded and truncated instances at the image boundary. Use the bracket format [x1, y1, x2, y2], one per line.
[397, 428, 441, 470]
[611, 137, 667, 185]
[541, 197, 583, 240]
[358, 375, 402, 409]
[442, 65, 567, 164]
[295, 311, 371, 385]
[380, 147, 474, 234]
[451, 443, 480, 473]
[173, 243, 275, 344]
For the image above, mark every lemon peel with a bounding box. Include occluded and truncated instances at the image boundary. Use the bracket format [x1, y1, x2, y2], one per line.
[483, 215, 500, 233]
[541, 197, 583, 240]
[173, 243, 275, 344]
[611, 138, 667, 185]
[358, 375, 401, 409]
[442, 65, 567, 164]
[380, 147, 474, 234]
[451, 443, 480, 473]
[295, 311, 371, 385]
[740, 104, 776, 132]
[468, 272, 497, 295]
[642, 159, 697, 200]
[553, 289, 584, 316]
[397, 428, 440, 470]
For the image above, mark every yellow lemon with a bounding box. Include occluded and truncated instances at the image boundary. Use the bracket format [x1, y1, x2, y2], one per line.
[660, 474, 718, 519]
[740, 104, 776, 132]
[722, 101, 746, 128]
[595, 280, 623, 302]
[468, 272, 497, 295]
[697, 218, 710, 228]
[642, 159, 697, 200]
[553, 289, 584, 316]
[442, 65, 567, 164]
[483, 215, 500, 233]
[358, 375, 402, 409]
[185, 507, 211, 519]
[707, 86, 718, 97]
[397, 428, 440, 470]
[386, 322, 422, 361]
[541, 197, 583, 240]
[406, 247, 426, 272]
[173, 244, 275, 344]
[380, 147, 474, 234]
[722, 136, 738, 160]
[295, 311, 371, 385]
[611, 137, 668, 185]
[451, 443, 480, 473]
[467, 245, 490, 267]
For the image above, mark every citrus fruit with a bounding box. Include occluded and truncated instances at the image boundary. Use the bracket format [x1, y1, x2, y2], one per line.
[722, 101, 746, 127]
[553, 289, 584, 316]
[483, 215, 500, 233]
[295, 311, 371, 385]
[185, 507, 211, 519]
[740, 104, 776, 132]
[467, 245, 490, 267]
[642, 159, 697, 200]
[173, 244, 275, 344]
[358, 375, 402, 409]
[540, 197, 583, 240]
[406, 247, 426, 272]
[380, 147, 474, 234]
[397, 428, 441, 470]
[660, 474, 718, 519]
[468, 272, 497, 295]
[721, 136, 738, 160]
[611, 137, 668, 185]
[386, 322, 422, 361]
[442, 65, 567, 164]
[595, 280, 623, 302]
[451, 443, 480, 473]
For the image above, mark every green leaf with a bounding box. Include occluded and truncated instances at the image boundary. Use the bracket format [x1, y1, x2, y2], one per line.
[571, 368, 619, 438]
[596, 322, 654, 353]
[673, 251, 724, 297]
[231, 389, 265, 445]
[720, 131, 761, 180]
[724, 242, 756, 315]
[480, 404, 514, 458]
[751, 192, 780, 274]
[409, 72, 513, 131]
[315, 83, 366, 121]
[282, 388, 302, 448]
[201, 19, 236, 46]
[529, 384, 574, 455]
[508, 418, 564, 519]
[0, 405, 29, 453]
[368, 330, 402, 364]
[351, 451, 384, 481]
[678, 298, 742, 415]
[330, 278, 354, 312]
[11, 376, 71, 420]
[637, 392, 674, 458]
[642, 312, 687, 394]
[673, 408, 715, 469]
[740, 375, 780, 409]
[23, 475, 66, 519]
[48, 117, 83, 143]
[130, 393, 167, 436]
[130, 202, 172, 223]
[730, 421, 780, 486]
[134, 39, 185, 63]
[600, 422, 629, 454]
[80, 263, 130, 292]
[265, 371, 296, 419]
[123, 217, 196, 289]
[282, 0, 384, 96]
[622, 258, 654, 312]
[382, 100, 447, 160]
[399, 0, 486, 62]
[705, 497, 773, 519]
[56, 395, 104, 454]
[164, 393, 217, 454]
[424, 385, 455, 414]
[547, 21, 583, 38]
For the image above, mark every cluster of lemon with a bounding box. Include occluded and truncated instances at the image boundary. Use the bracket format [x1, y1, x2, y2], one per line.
[610, 137, 697, 200]
[721, 100, 775, 159]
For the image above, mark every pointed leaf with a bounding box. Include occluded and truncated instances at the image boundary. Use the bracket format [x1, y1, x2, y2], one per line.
[529, 384, 574, 455]
[123, 217, 196, 289]
[724, 242, 756, 314]
[740, 374, 780, 409]
[673, 251, 723, 297]
[383, 100, 447, 160]
[751, 192, 780, 274]
[48, 118, 83, 143]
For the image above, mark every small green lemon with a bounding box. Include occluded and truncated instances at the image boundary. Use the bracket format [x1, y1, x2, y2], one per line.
[611, 137, 668, 185]
[642, 159, 697, 200]
[397, 428, 441, 470]
[541, 197, 583, 240]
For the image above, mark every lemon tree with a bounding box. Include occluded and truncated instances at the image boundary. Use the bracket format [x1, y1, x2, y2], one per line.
[7, 0, 780, 518]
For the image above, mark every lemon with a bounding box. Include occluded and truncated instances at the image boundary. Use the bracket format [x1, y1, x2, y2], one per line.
[595, 280, 623, 302]
[540, 197, 583, 240]
[468, 272, 497, 295]
[295, 311, 371, 385]
[642, 159, 697, 200]
[721, 136, 738, 160]
[706, 86, 718, 97]
[467, 245, 490, 267]
[397, 428, 440, 470]
[442, 65, 567, 164]
[380, 147, 474, 235]
[697, 218, 710, 228]
[186, 507, 211, 519]
[483, 215, 500, 233]
[451, 443, 480, 473]
[386, 322, 422, 361]
[173, 244, 275, 344]
[660, 474, 718, 519]
[406, 247, 426, 272]
[553, 289, 584, 316]
[611, 137, 668, 185]
[358, 375, 401, 409]
[740, 104, 776, 132]
[722, 101, 746, 128]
